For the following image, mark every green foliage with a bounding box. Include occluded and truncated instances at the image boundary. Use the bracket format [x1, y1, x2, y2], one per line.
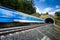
[55, 12, 60, 16]
[55, 12, 60, 20]
[0, 0, 36, 27]
[0, 0, 18, 10]
[46, 12, 49, 15]
[0, 0, 36, 14]
[32, 13, 41, 17]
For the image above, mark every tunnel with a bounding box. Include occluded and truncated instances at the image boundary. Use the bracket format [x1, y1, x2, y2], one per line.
[45, 18, 54, 24]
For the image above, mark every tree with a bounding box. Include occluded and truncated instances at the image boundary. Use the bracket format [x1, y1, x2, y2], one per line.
[0, 0, 20, 10]
[46, 12, 49, 15]
[32, 13, 41, 17]
[0, 0, 36, 15]
[18, 0, 36, 14]
[55, 12, 60, 16]
[55, 12, 60, 19]
[0, 0, 36, 27]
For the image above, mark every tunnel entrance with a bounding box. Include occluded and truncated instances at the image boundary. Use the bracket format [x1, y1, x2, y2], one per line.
[45, 18, 54, 24]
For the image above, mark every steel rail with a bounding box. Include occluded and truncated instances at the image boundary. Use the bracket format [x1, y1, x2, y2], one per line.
[0, 24, 46, 35]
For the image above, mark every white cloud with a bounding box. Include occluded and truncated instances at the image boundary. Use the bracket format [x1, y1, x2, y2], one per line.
[49, 12, 55, 16]
[36, 7, 53, 14]
[55, 9, 60, 12]
[56, 5, 60, 9]
[43, 7, 53, 12]
[36, 7, 41, 13]
[39, 0, 45, 2]
[49, 9, 60, 16]
[36, 7, 40, 13]
[35, 6, 60, 16]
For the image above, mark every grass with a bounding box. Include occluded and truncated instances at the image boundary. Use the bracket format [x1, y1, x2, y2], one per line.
[40, 14, 60, 26]
[55, 19, 60, 26]
[39, 14, 48, 19]
[51, 16, 60, 26]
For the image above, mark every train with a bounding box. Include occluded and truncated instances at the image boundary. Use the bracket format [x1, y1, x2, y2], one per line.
[0, 6, 45, 27]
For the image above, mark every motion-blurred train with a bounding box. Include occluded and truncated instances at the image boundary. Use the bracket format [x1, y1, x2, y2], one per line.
[0, 6, 45, 27]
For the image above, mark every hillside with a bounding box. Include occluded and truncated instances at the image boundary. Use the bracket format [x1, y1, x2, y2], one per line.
[40, 14, 60, 26]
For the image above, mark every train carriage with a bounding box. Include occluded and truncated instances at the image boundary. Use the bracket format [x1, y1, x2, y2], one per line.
[0, 6, 45, 23]
[0, 6, 45, 27]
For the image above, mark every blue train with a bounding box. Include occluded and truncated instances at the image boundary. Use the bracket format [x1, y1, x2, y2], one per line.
[0, 6, 45, 23]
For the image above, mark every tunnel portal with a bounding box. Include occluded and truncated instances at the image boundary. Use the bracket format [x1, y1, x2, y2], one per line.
[45, 18, 54, 24]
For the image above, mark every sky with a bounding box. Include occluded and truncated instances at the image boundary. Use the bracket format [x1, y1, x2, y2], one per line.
[34, 0, 60, 15]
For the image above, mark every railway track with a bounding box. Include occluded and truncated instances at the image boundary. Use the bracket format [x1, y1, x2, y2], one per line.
[0, 24, 46, 35]
[0, 24, 60, 40]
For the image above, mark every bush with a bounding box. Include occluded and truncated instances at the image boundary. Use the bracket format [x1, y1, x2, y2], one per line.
[55, 12, 60, 20]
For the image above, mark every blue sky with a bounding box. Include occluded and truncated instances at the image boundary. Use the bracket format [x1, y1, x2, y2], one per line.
[34, 0, 60, 15]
